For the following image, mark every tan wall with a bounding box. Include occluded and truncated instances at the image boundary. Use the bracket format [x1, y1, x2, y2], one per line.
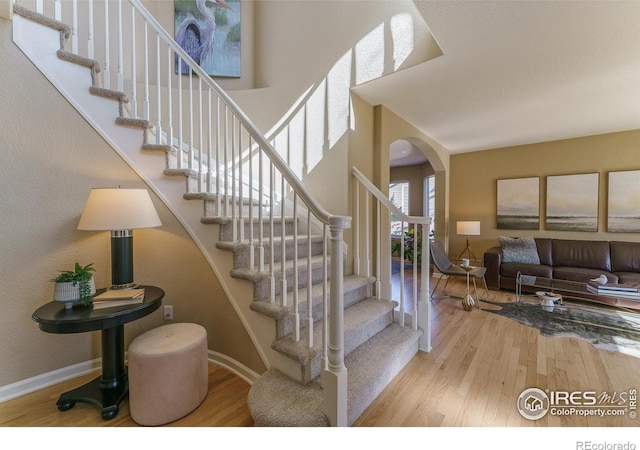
[0, 18, 265, 388]
[449, 130, 640, 262]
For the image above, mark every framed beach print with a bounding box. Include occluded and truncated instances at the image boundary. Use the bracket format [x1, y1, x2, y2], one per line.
[497, 177, 540, 230]
[546, 173, 599, 232]
[607, 169, 640, 232]
[175, 0, 241, 77]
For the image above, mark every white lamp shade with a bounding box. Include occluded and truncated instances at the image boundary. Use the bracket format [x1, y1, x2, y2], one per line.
[456, 220, 480, 236]
[77, 188, 162, 231]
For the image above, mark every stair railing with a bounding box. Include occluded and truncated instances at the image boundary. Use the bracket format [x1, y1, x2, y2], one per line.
[16, 0, 350, 426]
[352, 167, 432, 352]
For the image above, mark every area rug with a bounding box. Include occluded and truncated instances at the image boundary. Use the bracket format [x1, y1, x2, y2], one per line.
[482, 299, 640, 359]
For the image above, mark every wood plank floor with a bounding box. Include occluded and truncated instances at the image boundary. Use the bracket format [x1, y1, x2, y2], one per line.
[2, 276, 639, 429]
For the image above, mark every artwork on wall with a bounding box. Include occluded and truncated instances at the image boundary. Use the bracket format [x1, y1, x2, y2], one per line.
[607, 169, 640, 232]
[497, 177, 540, 230]
[546, 173, 599, 232]
[174, 0, 241, 77]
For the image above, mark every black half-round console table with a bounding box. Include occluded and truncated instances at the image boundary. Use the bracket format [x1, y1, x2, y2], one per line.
[32, 285, 164, 420]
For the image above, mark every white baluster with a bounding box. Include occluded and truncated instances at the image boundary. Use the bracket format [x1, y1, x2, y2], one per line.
[103, 0, 110, 89]
[375, 199, 381, 298]
[177, 58, 183, 168]
[353, 179, 360, 276]
[129, 5, 137, 117]
[215, 98, 221, 210]
[87, 0, 94, 59]
[117, 0, 123, 91]
[166, 46, 173, 148]
[71, 0, 77, 53]
[248, 136, 255, 271]
[197, 78, 204, 191]
[155, 33, 162, 144]
[188, 71, 193, 170]
[412, 223, 418, 328]
[206, 89, 212, 192]
[293, 195, 299, 341]
[399, 220, 405, 327]
[268, 162, 275, 304]
[365, 190, 371, 277]
[280, 175, 287, 307]
[258, 148, 265, 272]
[238, 125, 244, 243]
[224, 106, 229, 215]
[306, 209, 313, 348]
[142, 21, 149, 119]
[231, 118, 237, 241]
[322, 224, 328, 370]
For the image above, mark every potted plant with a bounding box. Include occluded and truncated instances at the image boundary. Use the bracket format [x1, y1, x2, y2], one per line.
[53, 262, 96, 308]
[391, 228, 423, 265]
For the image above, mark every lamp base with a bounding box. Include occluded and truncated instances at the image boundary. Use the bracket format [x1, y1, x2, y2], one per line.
[456, 239, 479, 261]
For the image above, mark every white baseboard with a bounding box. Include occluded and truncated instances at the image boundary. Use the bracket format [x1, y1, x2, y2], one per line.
[0, 351, 259, 404]
[208, 351, 261, 385]
[0, 358, 101, 403]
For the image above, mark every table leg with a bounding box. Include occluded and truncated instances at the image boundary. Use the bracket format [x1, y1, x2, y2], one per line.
[462, 272, 475, 311]
[56, 325, 128, 420]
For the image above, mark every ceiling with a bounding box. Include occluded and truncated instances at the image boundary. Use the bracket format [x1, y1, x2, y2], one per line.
[355, 0, 640, 160]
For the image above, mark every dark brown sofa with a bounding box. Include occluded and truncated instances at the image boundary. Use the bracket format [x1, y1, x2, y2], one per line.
[484, 238, 640, 291]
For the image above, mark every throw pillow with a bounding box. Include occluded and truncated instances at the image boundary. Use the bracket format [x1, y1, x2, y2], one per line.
[499, 236, 541, 264]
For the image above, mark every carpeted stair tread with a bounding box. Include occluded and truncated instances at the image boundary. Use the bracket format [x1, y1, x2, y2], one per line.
[230, 254, 328, 282]
[344, 322, 422, 425]
[216, 233, 321, 252]
[248, 323, 422, 426]
[247, 369, 328, 427]
[271, 297, 397, 366]
[249, 275, 375, 321]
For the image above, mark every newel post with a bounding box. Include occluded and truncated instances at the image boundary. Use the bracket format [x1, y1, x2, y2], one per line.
[418, 221, 432, 352]
[323, 215, 351, 427]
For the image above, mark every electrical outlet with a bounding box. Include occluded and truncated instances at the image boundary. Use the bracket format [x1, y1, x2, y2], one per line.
[164, 305, 173, 321]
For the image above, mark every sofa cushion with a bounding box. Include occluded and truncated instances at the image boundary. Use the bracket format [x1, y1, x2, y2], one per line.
[535, 238, 553, 266]
[499, 236, 540, 264]
[553, 267, 617, 284]
[551, 239, 611, 271]
[611, 241, 640, 273]
[500, 262, 552, 279]
[615, 272, 640, 288]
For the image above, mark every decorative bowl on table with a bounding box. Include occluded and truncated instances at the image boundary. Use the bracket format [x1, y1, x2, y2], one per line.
[535, 291, 562, 310]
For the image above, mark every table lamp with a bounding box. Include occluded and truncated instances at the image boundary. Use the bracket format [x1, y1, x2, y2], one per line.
[77, 188, 162, 290]
[456, 220, 480, 261]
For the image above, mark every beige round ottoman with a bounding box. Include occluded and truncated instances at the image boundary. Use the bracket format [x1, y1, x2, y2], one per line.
[128, 323, 208, 426]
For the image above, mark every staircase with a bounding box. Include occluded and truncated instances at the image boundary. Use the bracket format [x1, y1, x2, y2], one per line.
[10, 0, 430, 426]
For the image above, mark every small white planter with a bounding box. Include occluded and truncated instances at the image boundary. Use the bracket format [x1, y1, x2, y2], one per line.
[53, 277, 96, 309]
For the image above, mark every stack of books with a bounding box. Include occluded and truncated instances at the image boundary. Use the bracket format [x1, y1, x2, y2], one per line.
[586, 281, 640, 300]
[92, 288, 145, 310]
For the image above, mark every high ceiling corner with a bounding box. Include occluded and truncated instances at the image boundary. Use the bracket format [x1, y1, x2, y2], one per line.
[354, 0, 640, 154]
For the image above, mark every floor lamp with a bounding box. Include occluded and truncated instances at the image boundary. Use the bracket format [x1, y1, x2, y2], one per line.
[77, 188, 162, 290]
[456, 220, 480, 261]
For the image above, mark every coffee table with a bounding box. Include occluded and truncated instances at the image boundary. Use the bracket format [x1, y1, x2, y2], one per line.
[516, 272, 640, 312]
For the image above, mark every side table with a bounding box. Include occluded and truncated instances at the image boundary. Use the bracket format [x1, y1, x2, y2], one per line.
[32, 285, 164, 420]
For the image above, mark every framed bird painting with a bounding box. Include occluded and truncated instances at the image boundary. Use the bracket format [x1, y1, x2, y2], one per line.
[175, 0, 241, 77]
